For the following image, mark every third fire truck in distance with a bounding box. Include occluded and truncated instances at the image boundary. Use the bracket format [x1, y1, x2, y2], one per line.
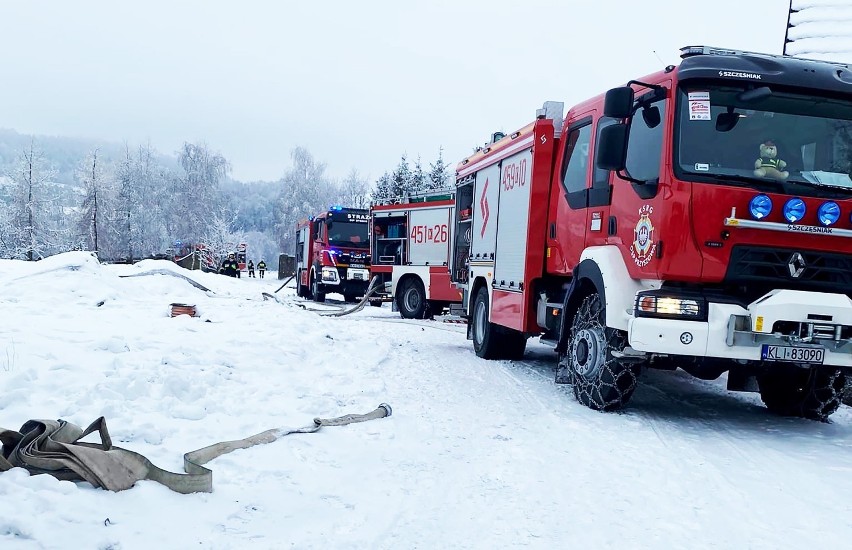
[295, 206, 372, 303]
[450, 45, 852, 421]
[370, 190, 463, 319]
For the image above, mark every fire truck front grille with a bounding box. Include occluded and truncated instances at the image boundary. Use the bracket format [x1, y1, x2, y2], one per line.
[724, 245, 852, 299]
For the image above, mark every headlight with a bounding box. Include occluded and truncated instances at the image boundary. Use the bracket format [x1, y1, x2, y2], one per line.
[321, 267, 339, 283]
[748, 194, 773, 219]
[783, 197, 806, 223]
[817, 201, 840, 226]
[635, 293, 707, 321]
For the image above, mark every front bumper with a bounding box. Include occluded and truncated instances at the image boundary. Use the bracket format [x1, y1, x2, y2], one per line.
[628, 289, 852, 367]
[320, 266, 370, 285]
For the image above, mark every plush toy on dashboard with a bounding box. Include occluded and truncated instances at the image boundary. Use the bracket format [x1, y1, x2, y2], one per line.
[753, 140, 789, 180]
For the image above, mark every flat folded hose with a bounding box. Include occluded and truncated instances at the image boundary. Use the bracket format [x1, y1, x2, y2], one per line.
[0, 403, 392, 494]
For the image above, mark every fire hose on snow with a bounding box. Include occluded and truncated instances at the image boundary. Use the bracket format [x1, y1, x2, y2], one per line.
[262, 275, 384, 317]
[0, 403, 392, 494]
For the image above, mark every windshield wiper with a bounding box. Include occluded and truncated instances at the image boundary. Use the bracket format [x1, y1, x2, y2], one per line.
[788, 177, 852, 192]
[685, 172, 783, 187]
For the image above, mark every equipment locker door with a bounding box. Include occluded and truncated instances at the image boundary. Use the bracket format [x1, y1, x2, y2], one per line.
[409, 207, 451, 266]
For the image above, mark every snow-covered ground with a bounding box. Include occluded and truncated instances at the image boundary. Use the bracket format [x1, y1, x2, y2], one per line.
[1, 252, 851, 549]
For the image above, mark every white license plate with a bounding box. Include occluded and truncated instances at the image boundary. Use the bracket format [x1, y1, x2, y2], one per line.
[352, 273, 364, 280]
[349, 263, 365, 268]
[761, 344, 825, 364]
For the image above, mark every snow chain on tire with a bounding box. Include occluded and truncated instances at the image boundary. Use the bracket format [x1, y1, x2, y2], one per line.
[564, 293, 640, 412]
[758, 366, 847, 422]
[0, 403, 392, 494]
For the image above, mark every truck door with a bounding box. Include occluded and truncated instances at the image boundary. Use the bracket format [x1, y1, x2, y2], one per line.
[585, 118, 617, 248]
[547, 114, 595, 274]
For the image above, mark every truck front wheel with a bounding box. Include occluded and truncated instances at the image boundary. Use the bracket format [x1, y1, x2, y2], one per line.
[757, 365, 846, 421]
[311, 269, 326, 303]
[565, 293, 639, 411]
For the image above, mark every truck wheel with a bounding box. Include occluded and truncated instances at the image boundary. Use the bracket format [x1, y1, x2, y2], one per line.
[343, 293, 358, 303]
[311, 270, 326, 303]
[397, 278, 427, 319]
[757, 365, 846, 421]
[472, 286, 504, 359]
[297, 269, 309, 298]
[567, 293, 638, 411]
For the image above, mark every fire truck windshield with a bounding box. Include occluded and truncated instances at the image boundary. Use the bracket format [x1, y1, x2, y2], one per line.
[675, 84, 852, 198]
[327, 221, 369, 248]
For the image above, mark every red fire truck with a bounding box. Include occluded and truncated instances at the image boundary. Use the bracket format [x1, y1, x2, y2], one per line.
[370, 190, 463, 319]
[451, 45, 852, 420]
[295, 206, 371, 302]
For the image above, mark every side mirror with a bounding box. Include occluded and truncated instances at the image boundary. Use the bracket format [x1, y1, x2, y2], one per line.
[603, 87, 635, 119]
[737, 86, 772, 103]
[642, 106, 661, 129]
[715, 110, 740, 132]
[596, 123, 629, 171]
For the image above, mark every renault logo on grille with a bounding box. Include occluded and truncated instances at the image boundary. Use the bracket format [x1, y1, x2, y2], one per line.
[788, 252, 806, 278]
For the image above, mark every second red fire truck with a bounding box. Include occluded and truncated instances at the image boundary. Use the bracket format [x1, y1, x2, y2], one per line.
[370, 190, 463, 318]
[295, 206, 372, 302]
[450, 45, 852, 421]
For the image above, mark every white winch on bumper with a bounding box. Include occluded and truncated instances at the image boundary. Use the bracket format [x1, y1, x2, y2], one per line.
[627, 289, 852, 367]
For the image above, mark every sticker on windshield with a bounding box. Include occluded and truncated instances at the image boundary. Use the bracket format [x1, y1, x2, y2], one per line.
[694, 163, 709, 171]
[688, 91, 711, 121]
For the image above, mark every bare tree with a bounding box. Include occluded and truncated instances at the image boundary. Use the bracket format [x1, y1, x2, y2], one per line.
[337, 169, 370, 209]
[274, 147, 337, 253]
[77, 148, 115, 257]
[172, 142, 230, 245]
[8, 140, 60, 260]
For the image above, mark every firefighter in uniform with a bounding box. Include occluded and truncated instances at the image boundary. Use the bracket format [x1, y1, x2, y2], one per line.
[248, 259, 256, 278]
[219, 253, 240, 277]
[257, 259, 267, 278]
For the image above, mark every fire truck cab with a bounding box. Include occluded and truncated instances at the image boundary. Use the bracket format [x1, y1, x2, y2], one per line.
[295, 207, 371, 302]
[451, 45, 852, 420]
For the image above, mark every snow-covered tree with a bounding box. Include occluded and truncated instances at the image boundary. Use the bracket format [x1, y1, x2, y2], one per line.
[337, 169, 370, 209]
[390, 154, 413, 199]
[171, 142, 230, 245]
[411, 156, 427, 194]
[274, 147, 337, 254]
[76, 148, 116, 258]
[7, 141, 61, 260]
[428, 146, 453, 191]
[372, 172, 393, 203]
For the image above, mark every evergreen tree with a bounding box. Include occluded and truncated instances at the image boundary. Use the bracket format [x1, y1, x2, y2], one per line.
[429, 146, 452, 191]
[373, 172, 392, 203]
[390, 154, 412, 199]
[411, 155, 426, 194]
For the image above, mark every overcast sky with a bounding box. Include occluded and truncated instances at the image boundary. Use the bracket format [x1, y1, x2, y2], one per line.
[0, 1, 791, 183]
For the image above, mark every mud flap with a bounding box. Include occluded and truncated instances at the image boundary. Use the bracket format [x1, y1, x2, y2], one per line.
[727, 368, 759, 392]
[554, 276, 580, 385]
